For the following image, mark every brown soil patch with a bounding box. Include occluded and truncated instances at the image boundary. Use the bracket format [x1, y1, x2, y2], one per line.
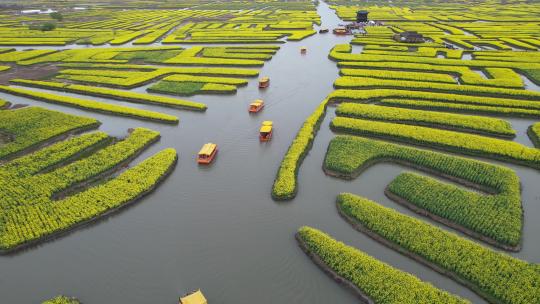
[0, 63, 59, 85]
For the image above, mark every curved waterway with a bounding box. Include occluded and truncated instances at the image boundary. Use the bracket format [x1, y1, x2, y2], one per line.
[1, 2, 539, 303]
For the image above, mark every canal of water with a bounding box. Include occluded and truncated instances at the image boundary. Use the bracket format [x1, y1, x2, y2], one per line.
[1, 2, 539, 303]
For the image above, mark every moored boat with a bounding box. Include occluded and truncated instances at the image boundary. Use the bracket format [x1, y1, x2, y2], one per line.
[197, 143, 218, 164]
[319, 28, 329, 33]
[259, 120, 273, 142]
[249, 99, 264, 113]
[259, 76, 270, 88]
[300, 46, 307, 54]
[333, 27, 350, 35]
[179, 289, 207, 304]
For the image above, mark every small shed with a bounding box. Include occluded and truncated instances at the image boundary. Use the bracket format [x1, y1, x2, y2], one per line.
[393, 31, 425, 43]
[356, 10, 369, 22]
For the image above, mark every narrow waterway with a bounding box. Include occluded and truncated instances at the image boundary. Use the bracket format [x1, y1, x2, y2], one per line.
[0, 3, 539, 304]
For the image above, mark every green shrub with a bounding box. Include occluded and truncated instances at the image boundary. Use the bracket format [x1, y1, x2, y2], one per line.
[49, 12, 63, 21]
[40, 23, 57, 31]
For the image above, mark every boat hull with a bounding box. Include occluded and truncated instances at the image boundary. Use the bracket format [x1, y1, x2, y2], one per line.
[197, 149, 218, 164]
[260, 131, 273, 142]
[249, 105, 264, 113]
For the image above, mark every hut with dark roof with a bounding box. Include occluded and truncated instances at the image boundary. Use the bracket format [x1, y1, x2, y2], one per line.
[356, 10, 369, 22]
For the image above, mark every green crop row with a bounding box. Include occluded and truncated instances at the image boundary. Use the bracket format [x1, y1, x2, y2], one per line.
[11, 79, 207, 111]
[330, 47, 540, 70]
[272, 85, 540, 201]
[0, 107, 99, 160]
[340, 68, 456, 84]
[2, 132, 110, 178]
[201, 83, 237, 94]
[0, 128, 177, 251]
[337, 193, 540, 304]
[378, 98, 540, 117]
[335, 103, 515, 137]
[55, 69, 165, 88]
[337, 61, 524, 88]
[0, 85, 179, 124]
[163, 74, 248, 85]
[163, 56, 265, 66]
[272, 98, 329, 200]
[148, 81, 237, 96]
[334, 76, 540, 100]
[329, 89, 540, 112]
[324, 135, 522, 248]
[296, 226, 469, 304]
[202, 48, 273, 60]
[523, 69, 540, 85]
[42, 296, 80, 304]
[56, 67, 258, 88]
[330, 116, 540, 169]
[111, 49, 183, 63]
[58, 63, 261, 78]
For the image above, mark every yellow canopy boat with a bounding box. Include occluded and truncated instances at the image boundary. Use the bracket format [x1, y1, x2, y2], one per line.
[197, 143, 218, 164]
[260, 121, 273, 141]
[249, 99, 264, 113]
[179, 289, 207, 304]
[259, 76, 270, 88]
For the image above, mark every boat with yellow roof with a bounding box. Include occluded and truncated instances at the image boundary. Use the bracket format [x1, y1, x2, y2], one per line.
[259, 121, 273, 142]
[197, 143, 218, 164]
[248, 99, 264, 113]
[179, 289, 207, 304]
[259, 76, 270, 88]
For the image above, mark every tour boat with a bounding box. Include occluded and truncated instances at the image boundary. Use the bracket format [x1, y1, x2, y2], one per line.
[179, 289, 207, 304]
[259, 76, 270, 88]
[333, 27, 349, 35]
[300, 46, 307, 54]
[319, 28, 329, 33]
[248, 99, 264, 113]
[197, 143, 218, 164]
[259, 121, 273, 142]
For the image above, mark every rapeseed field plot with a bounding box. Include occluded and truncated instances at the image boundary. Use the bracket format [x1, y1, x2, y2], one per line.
[0, 107, 177, 252]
